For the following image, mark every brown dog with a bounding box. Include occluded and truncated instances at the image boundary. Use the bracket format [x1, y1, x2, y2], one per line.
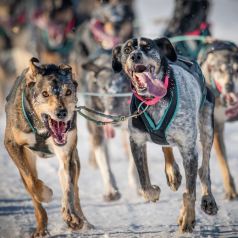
[4, 58, 91, 237]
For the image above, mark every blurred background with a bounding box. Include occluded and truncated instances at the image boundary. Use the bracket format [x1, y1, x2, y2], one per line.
[0, 0, 238, 237]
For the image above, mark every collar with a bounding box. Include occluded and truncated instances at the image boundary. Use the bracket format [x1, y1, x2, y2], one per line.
[132, 71, 169, 106]
[186, 22, 209, 36]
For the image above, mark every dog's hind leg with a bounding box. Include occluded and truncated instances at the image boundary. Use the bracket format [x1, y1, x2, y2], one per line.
[88, 123, 120, 201]
[130, 134, 160, 202]
[20, 173, 50, 238]
[177, 144, 198, 233]
[213, 123, 237, 200]
[162, 147, 182, 191]
[4, 139, 51, 237]
[198, 101, 218, 215]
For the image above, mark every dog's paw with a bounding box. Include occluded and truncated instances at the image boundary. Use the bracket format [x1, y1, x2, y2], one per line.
[82, 220, 95, 231]
[103, 190, 121, 202]
[62, 208, 84, 230]
[142, 185, 160, 202]
[225, 191, 238, 200]
[178, 207, 195, 233]
[34, 180, 53, 203]
[201, 194, 218, 215]
[31, 228, 50, 238]
[165, 162, 182, 191]
[224, 180, 238, 200]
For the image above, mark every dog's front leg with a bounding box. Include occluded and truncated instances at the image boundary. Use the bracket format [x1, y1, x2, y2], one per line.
[71, 148, 94, 230]
[129, 135, 160, 202]
[4, 138, 51, 237]
[177, 145, 198, 233]
[162, 147, 182, 191]
[57, 149, 84, 230]
[213, 123, 237, 200]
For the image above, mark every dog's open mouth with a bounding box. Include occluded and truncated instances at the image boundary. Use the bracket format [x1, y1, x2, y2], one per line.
[90, 19, 120, 49]
[42, 114, 71, 146]
[128, 64, 167, 97]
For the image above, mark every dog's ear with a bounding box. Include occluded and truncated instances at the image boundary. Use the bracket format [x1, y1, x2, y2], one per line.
[82, 62, 101, 75]
[112, 44, 122, 73]
[59, 64, 72, 74]
[26, 57, 42, 87]
[154, 37, 177, 62]
[29, 57, 42, 76]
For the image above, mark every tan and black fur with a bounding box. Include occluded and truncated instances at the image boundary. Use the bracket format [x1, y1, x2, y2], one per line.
[198, 40, 238, 199]
[4, 58, 91, 237]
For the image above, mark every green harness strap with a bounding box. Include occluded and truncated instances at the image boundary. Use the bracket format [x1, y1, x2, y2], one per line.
[21, 90, 37, 133]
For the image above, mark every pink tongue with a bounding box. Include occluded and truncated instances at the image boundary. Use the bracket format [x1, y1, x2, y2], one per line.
[90, 19, 120, 49]
[137, 72, 167, 97]
[103, 124, 115, 139]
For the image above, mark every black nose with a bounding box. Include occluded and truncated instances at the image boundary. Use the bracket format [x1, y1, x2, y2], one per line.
[56, 108, 67, 119]
[131, 52, 142, 62]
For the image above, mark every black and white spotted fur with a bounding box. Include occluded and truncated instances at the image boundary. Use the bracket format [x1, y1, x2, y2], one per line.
[112, 37, 218, 233]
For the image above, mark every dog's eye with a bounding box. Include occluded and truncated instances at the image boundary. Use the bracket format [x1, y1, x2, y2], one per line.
[124, 47, 132, 54]
[42, 91, 49, 97]
[65, 89, 72, 96]
[145, 45, 151, 51]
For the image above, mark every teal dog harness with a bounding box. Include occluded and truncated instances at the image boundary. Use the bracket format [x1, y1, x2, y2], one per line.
[130, 58, 206, 145]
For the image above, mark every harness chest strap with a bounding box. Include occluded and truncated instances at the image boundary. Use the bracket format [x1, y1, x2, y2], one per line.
[131, 70, 178, 145]
[131, 61, 207, 145]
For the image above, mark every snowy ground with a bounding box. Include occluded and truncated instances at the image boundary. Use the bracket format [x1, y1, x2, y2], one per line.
[1, 0, 238, 238]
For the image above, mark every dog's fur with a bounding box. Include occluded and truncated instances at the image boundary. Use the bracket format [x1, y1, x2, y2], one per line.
[164, 0, 211, 37]
[75, 0, 134, 57]
[112, 37, 218, 232]
[4, 58, 91, 237]
[163, 0, 211, 59]
[197, 40, 238, 199]
[82, 52, 139, 201]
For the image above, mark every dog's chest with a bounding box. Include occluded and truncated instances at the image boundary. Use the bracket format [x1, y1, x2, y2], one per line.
[27, 134, 54, 158]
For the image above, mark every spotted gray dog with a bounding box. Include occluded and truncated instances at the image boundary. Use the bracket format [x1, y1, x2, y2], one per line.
[112, 37, 218, 232]
[197, 40, 238, 199]
[82, 52, 139, 201]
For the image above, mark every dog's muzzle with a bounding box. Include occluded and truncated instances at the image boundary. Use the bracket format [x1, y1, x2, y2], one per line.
[42, 114, 72, 146]
[128, 64, 167, 98]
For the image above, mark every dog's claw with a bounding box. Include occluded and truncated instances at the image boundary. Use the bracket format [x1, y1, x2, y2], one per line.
[62, 208, 84, 230]
[201, 195, 218, 215]
[142, 185, 160, 202]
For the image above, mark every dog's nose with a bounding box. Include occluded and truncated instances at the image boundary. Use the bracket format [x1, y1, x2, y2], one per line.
[131, 52, 142, 62]
[56, 108, 67, 119]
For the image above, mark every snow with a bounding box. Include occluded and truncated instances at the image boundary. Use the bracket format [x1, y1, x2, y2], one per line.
[1, 0, 238, 237]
